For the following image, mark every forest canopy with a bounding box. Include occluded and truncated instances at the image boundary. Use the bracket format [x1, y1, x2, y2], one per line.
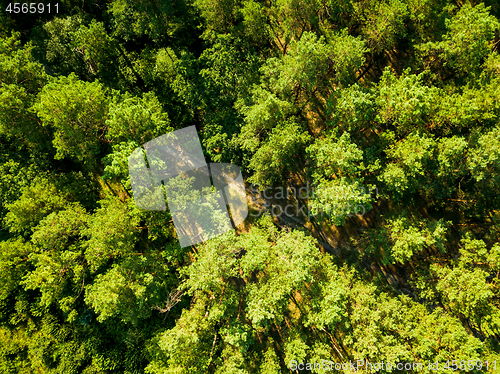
[1, 0, 500, 373]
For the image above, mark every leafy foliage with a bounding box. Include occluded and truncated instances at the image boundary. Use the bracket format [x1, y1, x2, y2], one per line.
[2, 0, 500, 372]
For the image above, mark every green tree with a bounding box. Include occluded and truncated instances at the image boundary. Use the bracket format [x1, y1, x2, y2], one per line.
[33, 74, 111, 165]
[418, 3, 500, 77]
